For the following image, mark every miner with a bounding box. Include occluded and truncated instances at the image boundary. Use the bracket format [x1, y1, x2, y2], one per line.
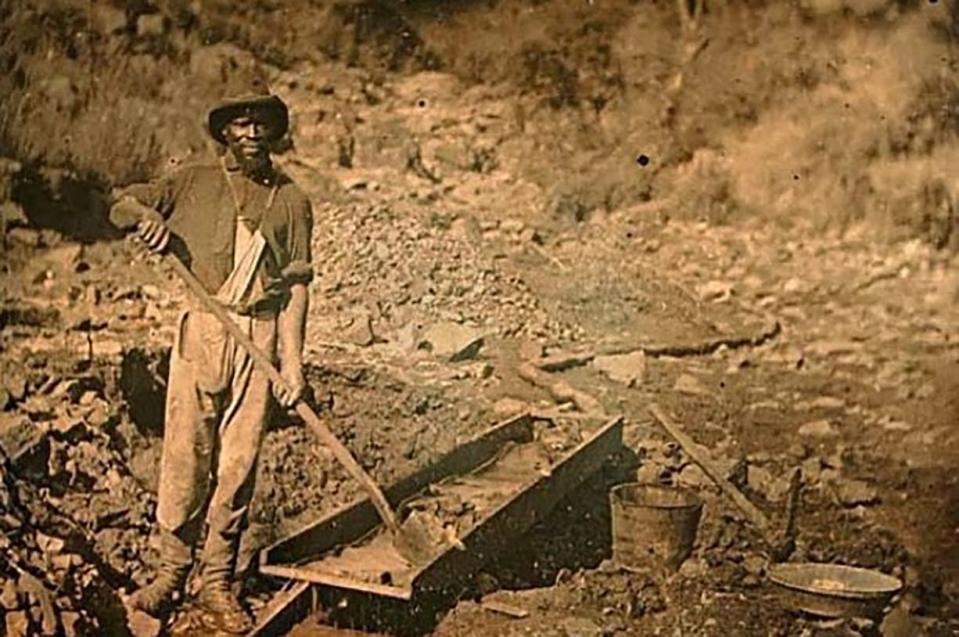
[109, 78, 313, 633]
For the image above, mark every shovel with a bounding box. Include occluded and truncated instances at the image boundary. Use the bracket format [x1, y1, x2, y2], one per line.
[155, 250, 402, 538]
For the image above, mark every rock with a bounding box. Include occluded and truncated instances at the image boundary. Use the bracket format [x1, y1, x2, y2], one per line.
[4, 374, 28, 402]
[725, 457, 748, 486]
[419, 322, 484, 362]
[747, 465, 791, 502]
[0, 413, 49, 474]
[880, 603, 918, 637]
[50, 415, 85, 438]
[5, 611, 29, 637]
[468, 361, 494, 379]
[809, 396, 845, 409]
[84, 402, 113, 429]
[89, 3, 127, 33]
[881, 419, 912, 432]
[0, 202, 28, 226]
[343, 312, 375, 347]
[796, 396, 846, 411]
[782, 277, 804, 294]
[0, 387, 9, 411]
[678, 557, 708, 579]
[676, 463, 710, 488]
[698, 280, 733, 302]
[139, 284, 162, 300]
[801, 456, 823, 485]
[389, 322, 421, 354]
[747, 399, 782, 412]
[128, 609, 161, 637]
[0, 578, 20, 609]
[559, 616, 603, 637]
[91, 337, 124, 358]
[835, 479, 879, 507]
[820, 468, 841, 484]
[743, 553, 766, 576]
[60, 612, 81, 637]
[7, 227, 42, 247]
[500, 219, 525, 234]
[746, 464, 773, 495]
[851, 617, 875, 632]
[518, 339, 545, 361]
[82, 285, 101, 305]
[798, 419, 838, 439]
[519, 227, 541, 243]
[493, 398, 530, 418]
[36, 532, 65, 555]
[786, 442, 810, 460]
[635, 461, 668, 484]
[448, 216, 480, 242]
[673, 373, 713, 397]
[136, 13, 166, 37]
[592, 352, 647, 387]
[41, 244, 82, 268]
[762, 346, 805, 369]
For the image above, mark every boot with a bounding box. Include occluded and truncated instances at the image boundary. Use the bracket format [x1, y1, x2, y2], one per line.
[127, 565, 188, 617]
[196, 579, 253, 634]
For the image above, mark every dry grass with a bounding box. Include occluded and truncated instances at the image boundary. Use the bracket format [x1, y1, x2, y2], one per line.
[0, 0, 956, 246]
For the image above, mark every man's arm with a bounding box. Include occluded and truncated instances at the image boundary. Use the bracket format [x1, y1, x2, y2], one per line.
[273, 188, 314, 408]
[109, 169, 183, 252]
[274, 283, 309, 407]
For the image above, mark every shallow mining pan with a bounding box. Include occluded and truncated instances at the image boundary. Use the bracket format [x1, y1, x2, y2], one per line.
[251, 413, 624, 635]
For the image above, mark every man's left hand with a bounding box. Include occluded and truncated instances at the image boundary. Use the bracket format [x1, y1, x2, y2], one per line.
[273, 365, 306, 408]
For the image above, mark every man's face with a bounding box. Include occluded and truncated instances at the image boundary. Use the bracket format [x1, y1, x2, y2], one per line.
[223, 112, 274, 165]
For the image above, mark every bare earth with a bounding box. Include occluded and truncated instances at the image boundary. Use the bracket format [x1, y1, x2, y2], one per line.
[1, 1, 958, 635]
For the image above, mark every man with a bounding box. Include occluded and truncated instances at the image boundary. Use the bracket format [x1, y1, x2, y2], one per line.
[109, 80, 313, 633]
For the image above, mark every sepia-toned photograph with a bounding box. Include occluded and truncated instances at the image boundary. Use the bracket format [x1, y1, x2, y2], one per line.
[0, 0, 957, 635]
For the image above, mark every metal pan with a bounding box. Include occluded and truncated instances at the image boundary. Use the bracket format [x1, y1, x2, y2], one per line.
[768, 562, 903, 619]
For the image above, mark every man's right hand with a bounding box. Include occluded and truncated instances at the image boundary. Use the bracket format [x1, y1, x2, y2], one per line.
[136, 218, 171, 253]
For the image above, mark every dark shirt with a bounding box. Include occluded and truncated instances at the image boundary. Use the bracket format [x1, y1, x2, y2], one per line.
[111, 156, 313, 313]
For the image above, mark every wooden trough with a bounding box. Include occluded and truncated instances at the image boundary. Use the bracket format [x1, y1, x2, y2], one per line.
[250, 413, 624, 635]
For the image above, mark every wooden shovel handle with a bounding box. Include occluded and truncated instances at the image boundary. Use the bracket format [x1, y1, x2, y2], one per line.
[164, 255, 401, 535]
[649, 403, 771, 536]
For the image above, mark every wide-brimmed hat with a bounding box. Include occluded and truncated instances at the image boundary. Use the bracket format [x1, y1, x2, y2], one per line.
[207, 76, 289, 145]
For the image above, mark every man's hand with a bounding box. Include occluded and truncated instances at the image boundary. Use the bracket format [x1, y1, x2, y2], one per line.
[135, 218, 171, 253]
[273, 364, 306, 408]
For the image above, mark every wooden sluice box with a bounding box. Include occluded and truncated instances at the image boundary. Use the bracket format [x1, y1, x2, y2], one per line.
[250, 413, 624, 635]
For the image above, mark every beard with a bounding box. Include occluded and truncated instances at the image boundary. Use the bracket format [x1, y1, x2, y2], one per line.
[229, 141, 271, 175]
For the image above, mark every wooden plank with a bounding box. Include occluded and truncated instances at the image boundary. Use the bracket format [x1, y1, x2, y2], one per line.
[261, 413, 534, 567]
[249, 581, 315, 637]
[259, 565, 412, 601]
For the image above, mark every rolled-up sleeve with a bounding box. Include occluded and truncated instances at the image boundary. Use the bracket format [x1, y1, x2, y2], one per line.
[282, 194, 314, 285]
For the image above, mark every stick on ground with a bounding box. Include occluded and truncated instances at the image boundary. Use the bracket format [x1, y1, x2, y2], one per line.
[649, 403, 771, 536]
